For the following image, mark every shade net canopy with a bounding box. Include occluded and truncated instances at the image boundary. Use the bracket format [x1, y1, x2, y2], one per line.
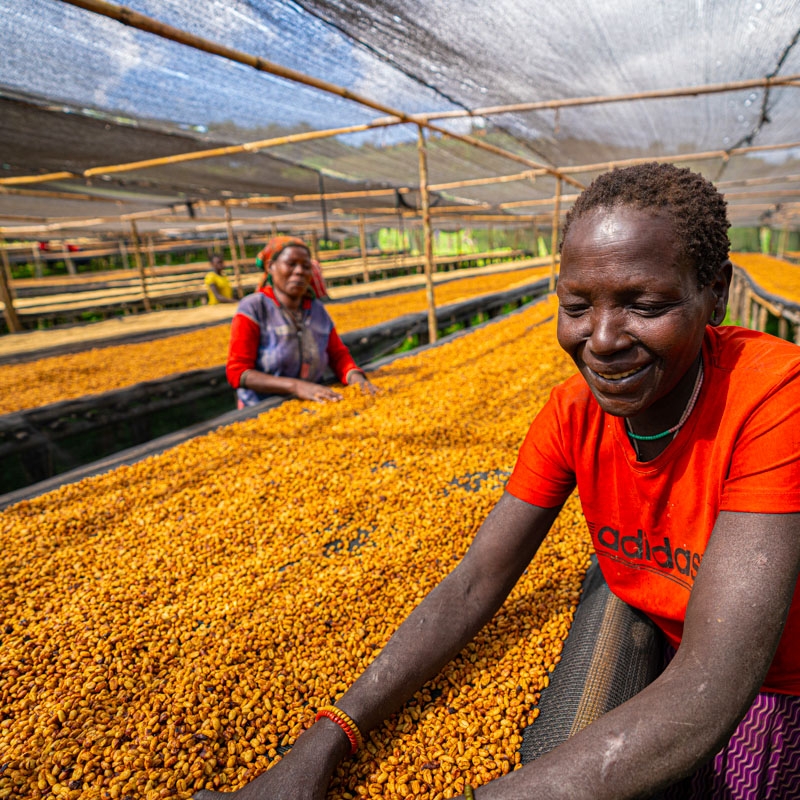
[1, 0, 799, 238]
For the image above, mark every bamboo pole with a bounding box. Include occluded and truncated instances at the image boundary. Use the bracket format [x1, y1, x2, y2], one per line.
[778, 225, 789, 259]
[358, 214, 370, 283]
[119, 239, 129, 270]
[417, 126, 437, 344]
[61, 242, 77, 276]
[501, 193, 580, 210]
[737, 278, 748, 325]
[557, 140, 800, 176]
[53, 0, 583, 191]
[549, 179, 562, 292]
[717, 173, 800, 190]
[224, 205, 244, 299]
[757, 303, 769, 333]
[32, 244, 43, 279]
[430, 170, 540, 192]
[410, 74, 800, 122]
[145, 236, 156, 275]
[129, 221, 152, 312]
[729, 273, 741, 324]
[0, 245, 21, 333]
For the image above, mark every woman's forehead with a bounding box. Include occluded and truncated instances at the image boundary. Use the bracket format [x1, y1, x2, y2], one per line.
[560, 206, 694, 285]
[565, 204, 674, 241]
[277, 245, 310, 260]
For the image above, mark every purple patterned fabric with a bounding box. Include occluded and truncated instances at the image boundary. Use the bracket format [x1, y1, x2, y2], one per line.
[660, 648, 800, 799]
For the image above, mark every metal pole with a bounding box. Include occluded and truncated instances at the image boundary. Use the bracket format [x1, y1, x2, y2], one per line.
[32, 244, 43, 279]
[129, 221, 152, 312]
[549, 178, 562, 292]
[119, 239, 129, 270]
[359, 214, 370, 283]
[417, 125, 437, 344]
[61, 242, 76, 275]
[146, 235, 156, 274]
[0, 245, 22, 332]
[224, 204, 244, 299]
[318, 172, 329, 244]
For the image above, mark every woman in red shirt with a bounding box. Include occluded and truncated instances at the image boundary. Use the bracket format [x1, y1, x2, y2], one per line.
[227, 236, 374, 407]
[200, 166, 800, 799]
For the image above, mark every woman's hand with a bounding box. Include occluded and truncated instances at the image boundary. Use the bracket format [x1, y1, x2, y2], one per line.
[193, 721, 348, 800]
[346, 371, 380, 395]
[293, 380, 343, 403]
[192, 761, 322, 800]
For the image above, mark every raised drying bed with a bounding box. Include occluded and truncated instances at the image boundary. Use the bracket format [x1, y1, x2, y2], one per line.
[0, 278, 548, 495]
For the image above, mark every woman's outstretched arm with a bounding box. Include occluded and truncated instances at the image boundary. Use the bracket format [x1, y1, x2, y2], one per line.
[195, 493, 562, 800]
[469, 510, 800, 799]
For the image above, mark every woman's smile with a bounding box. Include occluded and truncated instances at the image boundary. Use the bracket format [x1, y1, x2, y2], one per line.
[557, 206, 719, 427]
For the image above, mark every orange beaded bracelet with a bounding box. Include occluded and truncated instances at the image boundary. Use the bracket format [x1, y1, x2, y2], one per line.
[314, 705, 363, 755]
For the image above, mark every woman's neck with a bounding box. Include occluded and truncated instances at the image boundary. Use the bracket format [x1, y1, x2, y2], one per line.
[625, 354, 704, 462]
[273, 287, 303, 311]
[628, 355, 703, 437]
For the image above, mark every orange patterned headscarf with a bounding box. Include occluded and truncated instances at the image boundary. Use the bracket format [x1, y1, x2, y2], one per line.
[256, 236, 309, 268]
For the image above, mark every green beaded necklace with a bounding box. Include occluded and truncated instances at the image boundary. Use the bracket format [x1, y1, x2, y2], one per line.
[626, 360, 704, 442]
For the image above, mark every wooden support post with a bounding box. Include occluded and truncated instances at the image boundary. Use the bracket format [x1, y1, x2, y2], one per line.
[32, 244, 43, 279]
[417, 125, 437, 345]
[119, 239, 129, 270]
[728, 274, 740, 323]
[736, 277, 747, 325]
[778, 315, 789, 341]
[224, 205, 244, 299]
[129, 221, 152, 312]
[549, 178, 562, 292]
[310, 230, 319, 261]
[778, 226, 788, 259]
[748, 294, 757, 329]
[61, 242, 76, 275]
[758, 303, 768, 333]
[359, 214, 370, 283]
[146, 236, 156, 275]
[0, 245, 22, 332]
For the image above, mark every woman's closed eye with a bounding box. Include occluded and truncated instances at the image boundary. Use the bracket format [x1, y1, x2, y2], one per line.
[629, 302, 676, 316]
[559, 303, 590, 317]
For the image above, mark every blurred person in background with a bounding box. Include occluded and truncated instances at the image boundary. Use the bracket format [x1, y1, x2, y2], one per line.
[204, 254, 235, 305]
[256, 240, 329, 299]
[227, 236, 374, 407]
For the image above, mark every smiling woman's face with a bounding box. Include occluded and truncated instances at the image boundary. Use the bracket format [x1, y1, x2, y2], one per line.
[557, 206, 722, 424]
[269, 245, 313, 301]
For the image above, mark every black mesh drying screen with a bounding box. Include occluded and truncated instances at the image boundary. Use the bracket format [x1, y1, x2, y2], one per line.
[520, 556, 663, 764]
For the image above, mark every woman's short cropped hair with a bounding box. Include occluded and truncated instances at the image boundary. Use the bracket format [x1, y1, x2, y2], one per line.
[561, 162, 730, 287]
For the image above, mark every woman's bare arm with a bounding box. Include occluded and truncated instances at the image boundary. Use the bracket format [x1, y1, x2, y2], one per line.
[473, 510, 800, 799]
[195, 493, 562, 800]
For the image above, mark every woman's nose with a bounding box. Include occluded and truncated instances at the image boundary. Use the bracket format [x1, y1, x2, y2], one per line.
[587, 309, 631, 355]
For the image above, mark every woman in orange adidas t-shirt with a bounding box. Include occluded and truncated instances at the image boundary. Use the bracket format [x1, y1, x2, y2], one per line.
[197, 164, 800, 800]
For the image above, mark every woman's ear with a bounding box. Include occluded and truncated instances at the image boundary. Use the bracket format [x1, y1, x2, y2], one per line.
[709, 259, 732, 326]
